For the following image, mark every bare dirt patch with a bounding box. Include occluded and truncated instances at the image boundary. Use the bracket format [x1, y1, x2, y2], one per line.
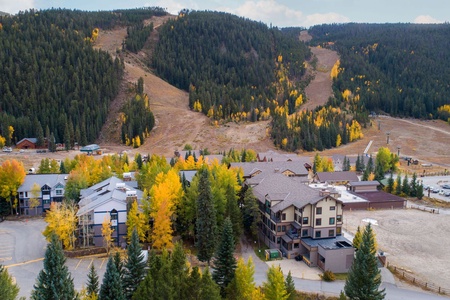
[344, 209, 450, 290]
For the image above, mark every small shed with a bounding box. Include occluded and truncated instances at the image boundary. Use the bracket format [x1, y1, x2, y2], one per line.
[16, 138, 37, 149]
[80, 144, 100, 155]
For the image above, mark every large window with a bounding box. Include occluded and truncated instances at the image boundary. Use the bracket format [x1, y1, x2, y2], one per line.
[316, 207, 322, 215]
[337, 215, 343, 222]
[329, 217, 335, 225]
[315, 231, 321, 238]
[330, 206, 335, 211]
[282, 213, 286, 221]
[55, 189, 63, 196]
[329, 229, 335, 237]
[302, 217, 308, 225]
[316, 218, 322, 226]
[302, 229, 308, 237]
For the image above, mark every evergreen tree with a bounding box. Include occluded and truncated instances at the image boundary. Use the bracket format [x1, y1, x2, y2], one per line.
[133, 251, 158, 300]
[123, 229, 146, 299]
[60, 161, 67, 174]
[402, 174, 410, 196]
[226, 257, 256, 300]
[171, 242, 189, 300]
[225, 184, 242, 243]
[386, 172, 394, 194]
[263, 265, 288, 300]
[212, 217, 237, 295]
[395, 175, 402, 195]
[285, 270, 296, 300]
[362, 167, 370, 181]
[113, 252, 125, 282]
[86, 263, 99, 298]
[366, 155, 374, 174]
[154, 250, 174, 300]
[100, 256, 125, 300]
[0, 264, 20, 300]
[410, 173, 418, 197]
[416, 183, 424, 200]
[355, 154, 362, 172]
[196, 168, 217, 265]
[374, 160, 385, 181]
[31, 234, 76, 300]
[241, 186, 260, 240]
[200, 267, 222, 300]
[344, 224, 385, 300]
[135, 153, 143, 170]
[184, 267, 202, 300]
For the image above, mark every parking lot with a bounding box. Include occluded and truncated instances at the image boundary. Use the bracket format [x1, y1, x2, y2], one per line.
[419, 175, 450, 201]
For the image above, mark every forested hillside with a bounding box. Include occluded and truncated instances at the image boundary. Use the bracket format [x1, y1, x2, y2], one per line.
[0, 7, 165, 147]
[153, 11, 311, 122]
[309, 23, 450, 119]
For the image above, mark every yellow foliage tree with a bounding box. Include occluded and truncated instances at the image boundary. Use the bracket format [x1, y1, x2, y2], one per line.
[126, 200, 149, 243]
[336, 134, 342, 147]
[0, 135, 5, 148]
[29, 183, 41, 215]
[330, 60, 340, 79]
[193, 100, 202, 112]
[0, 159, 26, 214]
[151, 199, 173, 250]
[43, 202, 78, 250]
[101, 215, 113, 254]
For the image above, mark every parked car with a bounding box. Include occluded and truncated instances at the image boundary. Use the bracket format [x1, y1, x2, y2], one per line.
[444, 191, 450, 197]
[439, 190, 445, 195]
[432, 188, 440, 193]
[441, 184, 450, 189]
[2, 147, 12, 152]
[294, 255, 303, 261]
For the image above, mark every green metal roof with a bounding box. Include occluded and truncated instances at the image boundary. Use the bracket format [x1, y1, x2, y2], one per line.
[80, 144, 100, 152]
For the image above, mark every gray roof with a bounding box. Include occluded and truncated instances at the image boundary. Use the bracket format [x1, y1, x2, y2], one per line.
[77, 176, 142, 216]
[316, 171, 359, 183]
[348, 181, 379, 187]
[231, 160, 311, 178]
[180, 170, 198, 183]
[252, 173, 324, 212]
[18, 174, 69, 192]
[302, 236, 353, 250]
[257, 150, 304, 162]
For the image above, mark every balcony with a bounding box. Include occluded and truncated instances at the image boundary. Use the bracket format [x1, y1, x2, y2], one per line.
[270, 213, 280, 223]
[286, 229, 300, 240]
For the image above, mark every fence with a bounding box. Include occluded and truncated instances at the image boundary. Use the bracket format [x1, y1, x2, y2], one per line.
[408, 203, 439, 214]
[387, 262, 450, 295]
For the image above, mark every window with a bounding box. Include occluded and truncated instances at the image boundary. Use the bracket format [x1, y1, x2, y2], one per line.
[302, 229, 308, 237]
[25, 192, 28, 198]
[43, 199, 50, 204]
[281, 225, 286, 232]
[302, 217, 308, 225]
[330, 206, 335, 211]
[329, 229, 335, 237]
[282, 213, 286, 221]
[316, 207, 322, 214]
[56, 189, 63, 195]
[277, 237, 281, 244]
[294, 214, 297, 222]
[329, 217, 335, 225]
[277, 226, 281, 232]
[294, 243, 299, 249]
[315, 231, 321, 238]
[337, 215, 342, 222]
[316, 218, 322, 226]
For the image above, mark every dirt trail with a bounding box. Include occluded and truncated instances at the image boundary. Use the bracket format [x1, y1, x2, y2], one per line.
[300, 31, 339, 110]
[94, 16, 274, 156]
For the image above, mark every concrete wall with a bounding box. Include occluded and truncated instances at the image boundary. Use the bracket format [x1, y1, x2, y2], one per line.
[318, 246, 354, 273]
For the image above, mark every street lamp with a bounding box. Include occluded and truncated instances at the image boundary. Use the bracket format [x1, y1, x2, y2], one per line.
[386, 132, 390, 144]
[397, 146, 401, 157]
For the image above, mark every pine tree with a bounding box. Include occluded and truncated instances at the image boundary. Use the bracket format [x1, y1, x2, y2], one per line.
[196, 168, 217, 265]
[133, 251, 158, 300]
[113, 252, 125, 282]
[154, 250, 174, 300]
[386, 172, 394, 193]
[285, 270, 296, 300]
[416, 183, 424, 200]
[99, 256, 125, 300]
[395, 175, 402, 195]
[263, 265, 288, 300]
[31, 234, 76, 300]
[366, 155, 374, 174]
[355, 154, 362, 172]
[0, 264, 20, 300]
[86, 263, 99, 298]
[123, 229, 146, 299]
[374, 160, 385, 181]
[225, 183, 242, 243]
[200, 267, 222, 300]
[345, 224, 385, 300]
[362, 167, 370, 181]
[402, 174, 410, 195]
[410, 173, 417, 197]
[171, 242, 189, 300]
[213, 217, 237, 295]
[184, 267, 202, 300]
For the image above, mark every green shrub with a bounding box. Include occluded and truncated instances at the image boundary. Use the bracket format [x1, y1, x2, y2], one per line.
[321, 270, 336, 282]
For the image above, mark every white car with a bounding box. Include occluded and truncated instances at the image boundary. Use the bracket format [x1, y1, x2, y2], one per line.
[439, 190, 445, 195]
[2, 147, 12, 152]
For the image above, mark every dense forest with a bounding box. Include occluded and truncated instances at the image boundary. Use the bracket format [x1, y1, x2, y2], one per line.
[309, 23, 450, 119]
[0, 7, 165, 147]
[153, 11, 311, 122]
